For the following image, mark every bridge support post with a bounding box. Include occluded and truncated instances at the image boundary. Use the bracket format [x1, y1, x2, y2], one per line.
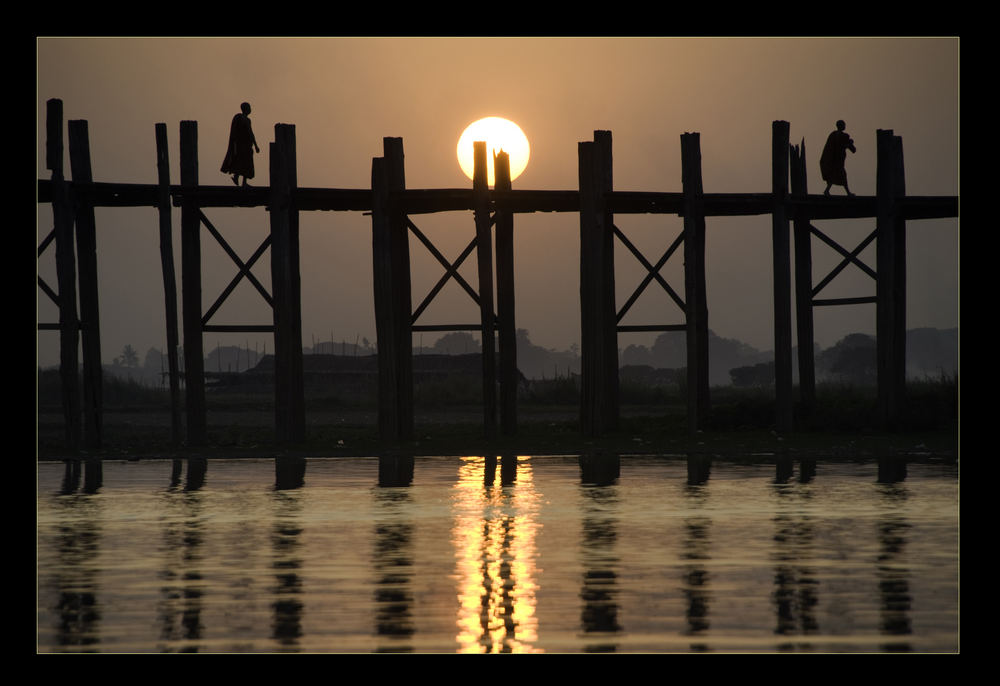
[47, 98, 81, 452]
[791, 138, 816, 414]
[877, 129, 907, 429]
[180, 120, 207, 445]
[494, 151, 517, 436]
[270, 123, 305, 443]
[681, 132, 710, 433]
[155, 123, 183, 446]
[473, 141, 498, 439]
[578, 130, 618, 437]
[772, 120, 794, 433]
[372, 137, 413, 441]
[68, 120, 104, 451]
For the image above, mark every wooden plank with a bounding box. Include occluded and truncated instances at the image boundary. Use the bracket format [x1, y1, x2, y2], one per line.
[180, 120, 206, 445]
[772, 121, 793, 433]
[791, 138, 815, 411]
[155, 123, 182, 447]
[36, 178, 958, 222]
[494, 150, 517, 436]
[48, 99, 81, 452]
[68, 119, 103, 450]
[473, 141, 497, 439]
[270, 124, 306, 444]
[681, 132, 710, 433]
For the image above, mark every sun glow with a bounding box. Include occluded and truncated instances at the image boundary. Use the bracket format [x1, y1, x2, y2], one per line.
[457, 117, 530, 186]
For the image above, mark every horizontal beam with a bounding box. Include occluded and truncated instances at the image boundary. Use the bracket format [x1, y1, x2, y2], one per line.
[37, 179, 958, 221]
[813, 296, 878, 307]
[202, 324, 276, 333]
[617, 324, 688, 332]
[411, 324, 495, 332]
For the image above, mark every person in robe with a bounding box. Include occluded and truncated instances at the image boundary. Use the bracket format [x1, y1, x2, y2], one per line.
[221, 102, 260, 187]
[820, 120, 856, 196]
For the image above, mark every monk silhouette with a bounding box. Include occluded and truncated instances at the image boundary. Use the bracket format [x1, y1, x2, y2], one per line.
[221, 102, 260, 187]
[820, 120, 856, 196]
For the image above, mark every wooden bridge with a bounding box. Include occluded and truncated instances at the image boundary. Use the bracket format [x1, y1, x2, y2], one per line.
[37, 98, 958, 452]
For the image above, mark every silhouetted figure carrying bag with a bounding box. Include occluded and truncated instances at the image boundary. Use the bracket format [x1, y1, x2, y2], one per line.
[221, 102, 260, 187]
[820, 120, 856, 196]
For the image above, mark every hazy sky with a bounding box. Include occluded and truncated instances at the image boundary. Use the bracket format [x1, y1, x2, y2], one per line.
[36, 37, 959, 369]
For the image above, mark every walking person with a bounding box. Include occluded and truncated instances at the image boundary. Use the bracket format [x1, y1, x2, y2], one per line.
[820, 120, 856, 196]
[221, 102, 260, 187]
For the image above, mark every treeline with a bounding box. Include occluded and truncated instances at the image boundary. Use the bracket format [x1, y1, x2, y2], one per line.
[41, 326, 957, 393]
[728, 328, 958, 387]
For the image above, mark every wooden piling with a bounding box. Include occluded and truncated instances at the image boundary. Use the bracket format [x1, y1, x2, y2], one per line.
[578, 131, 618, 437]
[790, 139, 815, 411]
[494, 150, 517, 436]
[680, 132, 710, 433]
[876, 129, 907, 429]
[68, 119, 103, 450]
[180, 120, 207, 445]
[772, 121, 794, 433]
[155, 123, 182, 446]
[372, 137, 413, 441]
[473, 141, 498, 438]
[47, 99, 81, 452]
[270, 123, 306, 443]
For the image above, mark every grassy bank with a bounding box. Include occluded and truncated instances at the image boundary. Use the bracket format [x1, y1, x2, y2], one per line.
[37, 370, 958, 461]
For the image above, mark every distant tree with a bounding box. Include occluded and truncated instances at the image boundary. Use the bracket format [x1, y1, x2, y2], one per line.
[119, 344, 139, 368]
[143, 347, 165, 372]
[730, 361, 774, 387]
[621, 343, 653, 367]
[817, 333, 876, 384]
[433, 332, 480, 355]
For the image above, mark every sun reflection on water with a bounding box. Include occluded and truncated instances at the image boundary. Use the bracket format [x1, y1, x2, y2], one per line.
[451, 456, 542, 653]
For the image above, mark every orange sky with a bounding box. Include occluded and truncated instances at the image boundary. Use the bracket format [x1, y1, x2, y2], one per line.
[36, 37, 958, 370]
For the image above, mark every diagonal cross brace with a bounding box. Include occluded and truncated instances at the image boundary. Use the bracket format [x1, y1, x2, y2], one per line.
[38, 226, 60, 307]
[614, 224, 687, 323]
[811, 223, 878, 298]
[198, 209, 274, 326]
[408, 217, 496, 325]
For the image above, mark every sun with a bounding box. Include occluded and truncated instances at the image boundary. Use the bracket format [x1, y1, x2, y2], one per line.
[457, 117, 530, 186]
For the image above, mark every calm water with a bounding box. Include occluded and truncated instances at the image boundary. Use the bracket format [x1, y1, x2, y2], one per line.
[37, 454, 958, 653]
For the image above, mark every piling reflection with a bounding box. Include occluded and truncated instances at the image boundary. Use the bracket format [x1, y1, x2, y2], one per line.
[373, 475, 416, 652]
[771, 470, 819, 650]
[59, 459, 103, 494]
[578, 453, 622, 653]
[185, 457, 207, 491]
[60, 460, 80, 494]
[51, 494, 103, 649]
[271, 490, 305, 650]
[452, 455, 540, 653]
[156, 489, 206, 652]
[683, 455, 713, 650]
[378, 455, 415, 487]
[275, 456, 307, 490]
[875, 460, 913, 652]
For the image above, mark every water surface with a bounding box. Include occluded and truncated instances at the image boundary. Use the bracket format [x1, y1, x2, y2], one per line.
[37, 454, 958, 653]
